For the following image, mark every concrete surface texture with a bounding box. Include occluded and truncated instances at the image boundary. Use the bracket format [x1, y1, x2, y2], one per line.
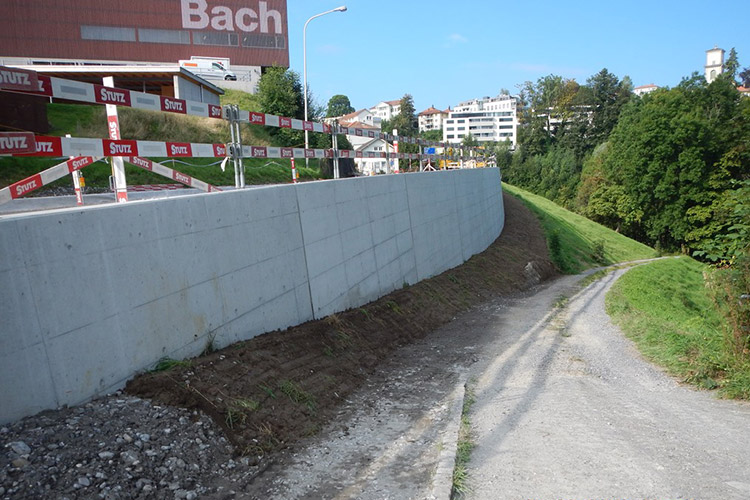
[0, 168, 503, 423]
[468, 267, 750, 499]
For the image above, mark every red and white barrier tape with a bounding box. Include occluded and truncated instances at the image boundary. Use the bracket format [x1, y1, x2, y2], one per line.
[0, 156, 98, 204]
[128, 184, 184, 192]
[0, 66, 482, 156]
[1, 133, 481, 165]
[2, 135, 227, 159]
[0, 153, 221, 205]
[1, 66, 223, 120]
[125, 156, 221, 193]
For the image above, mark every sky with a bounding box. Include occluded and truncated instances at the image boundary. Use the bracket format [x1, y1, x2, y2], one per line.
[287, 0, 750, 113]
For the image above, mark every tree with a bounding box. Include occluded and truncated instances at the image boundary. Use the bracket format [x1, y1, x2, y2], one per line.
[257, 66, 305, 146]
[586, 69, 633, 146]
[740, 67, 750, 87]
[586, 75, 748, 251]
[391, 94, 417, 137]
[724, 48, 740, 83]
[420, 129, 442, 141]
[326, 94, 354, 118]
[462, 133, 478, 147]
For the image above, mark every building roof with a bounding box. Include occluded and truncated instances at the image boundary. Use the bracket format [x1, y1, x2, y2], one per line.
[634, 84, 659, 89]
[738, 86, 750, 93]
[7, 64, 224, 95]
[418, 106, 445, 116]
[339, 109, 369, 122]
[342, 120, 379, 129]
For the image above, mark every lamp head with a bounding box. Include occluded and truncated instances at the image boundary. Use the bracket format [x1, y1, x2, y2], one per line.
[335, 5, 347, 12]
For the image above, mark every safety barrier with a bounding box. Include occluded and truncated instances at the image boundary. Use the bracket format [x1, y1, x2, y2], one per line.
[0, 65, 487, 170]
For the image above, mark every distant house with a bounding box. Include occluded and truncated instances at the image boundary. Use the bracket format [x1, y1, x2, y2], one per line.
[738, 86, 750, 98]
[335, 109, 382, 129]
[634, 84, 660, 97]
[418, 106, 449, 133]
[369, 100, 402, 121]
[353, 138, 396, 176]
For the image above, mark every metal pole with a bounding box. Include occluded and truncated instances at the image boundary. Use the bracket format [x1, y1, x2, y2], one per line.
[228, 108, 240, 188]
[303, 6, 347, 168]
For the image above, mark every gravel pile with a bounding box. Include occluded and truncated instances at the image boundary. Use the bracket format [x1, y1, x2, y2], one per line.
[0, 392, 257, 500]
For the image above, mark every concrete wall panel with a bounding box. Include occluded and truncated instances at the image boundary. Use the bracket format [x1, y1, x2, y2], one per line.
[0, 168, 504, 423]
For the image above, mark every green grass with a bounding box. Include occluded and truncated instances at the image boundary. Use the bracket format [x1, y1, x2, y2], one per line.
[150, 357, 192, 372]
[451, 382, 476, 499]
[606, 256, 750, 398]
[503, 183, 657, 273]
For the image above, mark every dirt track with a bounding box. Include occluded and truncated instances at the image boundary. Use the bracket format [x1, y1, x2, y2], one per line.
[469, 266, 750, 499]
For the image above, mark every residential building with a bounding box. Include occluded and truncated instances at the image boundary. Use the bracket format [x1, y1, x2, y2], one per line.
[738, 86, 750, 98]
[325, 109, 382, 130]
[634, 84, 660, 96]
[352, 138, 396, 176]
[369, 100, 401, 121]
[443, 94, 519, 146]
[705, 46, 725, 83]
[418, 106, 450, 133]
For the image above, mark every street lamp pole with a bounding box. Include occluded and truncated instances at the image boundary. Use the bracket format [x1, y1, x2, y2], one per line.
[303, 5, 347, 167]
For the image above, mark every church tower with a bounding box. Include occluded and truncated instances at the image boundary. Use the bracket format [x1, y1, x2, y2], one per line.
[705, 46, 725, 83]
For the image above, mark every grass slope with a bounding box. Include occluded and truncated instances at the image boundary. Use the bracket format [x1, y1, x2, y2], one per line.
[503, 182, 657, 273]
[606, 257, 750, 398]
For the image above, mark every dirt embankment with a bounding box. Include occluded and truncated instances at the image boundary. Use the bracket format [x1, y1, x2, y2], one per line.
[126, 191, 556, 462]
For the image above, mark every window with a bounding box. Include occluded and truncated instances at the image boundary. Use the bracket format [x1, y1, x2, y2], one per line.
[194, 32, 239, 46]
[138, 28, 190, 44]
[81, 25, 135, 42]
[241, 34, 286, 49]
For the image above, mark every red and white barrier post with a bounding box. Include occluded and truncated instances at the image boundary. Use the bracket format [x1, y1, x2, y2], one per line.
[290, 157, 298, 183]
[66, 134, 84, 205]
[103, 76, 128, 203]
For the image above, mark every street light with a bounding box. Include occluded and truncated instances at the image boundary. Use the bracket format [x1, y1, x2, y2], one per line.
[303, 5, 347, 166]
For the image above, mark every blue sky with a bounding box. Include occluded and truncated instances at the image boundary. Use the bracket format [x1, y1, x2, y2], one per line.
[287, 0, 750, 113]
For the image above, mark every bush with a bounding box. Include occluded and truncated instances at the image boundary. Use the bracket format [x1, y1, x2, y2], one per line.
[707, 252, 750, 358]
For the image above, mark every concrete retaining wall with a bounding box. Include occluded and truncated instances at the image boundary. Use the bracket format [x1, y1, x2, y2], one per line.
[0, 168, 503, 423]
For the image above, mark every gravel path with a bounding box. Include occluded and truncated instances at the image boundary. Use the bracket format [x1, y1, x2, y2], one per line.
[468, 266, 750, 499]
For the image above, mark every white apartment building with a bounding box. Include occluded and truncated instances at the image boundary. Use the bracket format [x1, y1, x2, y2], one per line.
[369, 100, 401, 121]
[418, 106, 449, 133]
[443, 94, 519, 146]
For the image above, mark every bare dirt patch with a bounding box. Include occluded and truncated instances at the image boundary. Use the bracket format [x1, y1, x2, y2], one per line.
[125, 191, 555, 466]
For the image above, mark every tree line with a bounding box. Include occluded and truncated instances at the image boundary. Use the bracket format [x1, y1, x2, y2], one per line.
[495, 50, 749, 264]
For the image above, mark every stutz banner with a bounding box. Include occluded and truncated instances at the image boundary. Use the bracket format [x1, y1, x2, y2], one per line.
[0, 0, 289, 67]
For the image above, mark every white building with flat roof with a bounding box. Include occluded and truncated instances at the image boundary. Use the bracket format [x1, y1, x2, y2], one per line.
[443, 94, 519, 145]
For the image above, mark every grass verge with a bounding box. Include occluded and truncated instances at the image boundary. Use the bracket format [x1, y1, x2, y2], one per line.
[502, 183, 657, 273]
[451, 381, 476, 499]
[606, 256, 750, 398]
